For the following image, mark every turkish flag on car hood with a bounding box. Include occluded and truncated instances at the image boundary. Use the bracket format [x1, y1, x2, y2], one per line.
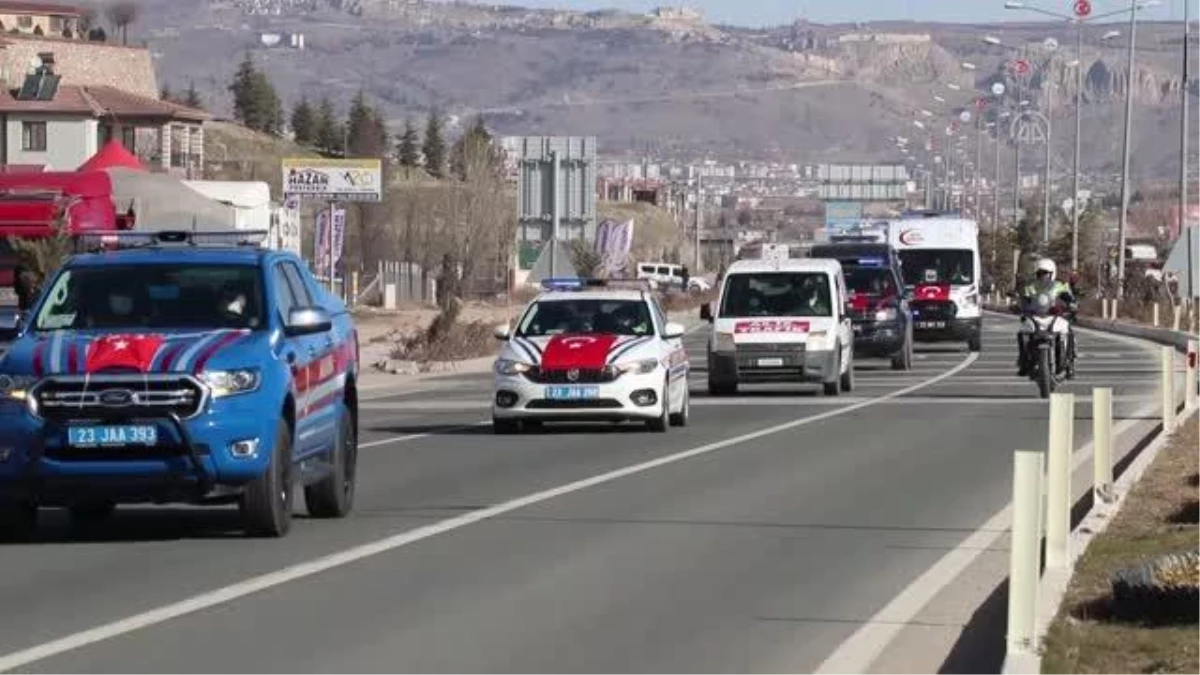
[85, 334, 166, 373]
[540, 334, 620, 369]
[913, 283, 951, 301]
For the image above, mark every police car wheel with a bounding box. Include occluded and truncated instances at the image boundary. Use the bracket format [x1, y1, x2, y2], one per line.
[669, 384, 689, 427]
[0, 500, 36, 542]
[647, 379, 670, 432]
[240, 420, 295, 538]
[493, 418, 521, 435]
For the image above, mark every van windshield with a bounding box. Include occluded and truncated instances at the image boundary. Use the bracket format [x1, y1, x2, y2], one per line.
[719, 272, 832, 317]
[897, 249, 974, 286]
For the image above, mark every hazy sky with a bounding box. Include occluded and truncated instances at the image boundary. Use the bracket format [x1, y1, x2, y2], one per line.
[499, 0, 1190, 27]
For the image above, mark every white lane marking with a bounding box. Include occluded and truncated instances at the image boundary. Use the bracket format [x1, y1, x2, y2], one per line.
[0, 355, 979, 672]
[812, 314, 1166, 674]
[358, 422, 489, 449]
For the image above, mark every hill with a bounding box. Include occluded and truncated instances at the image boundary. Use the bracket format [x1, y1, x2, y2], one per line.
[119, 0, 1194, 181]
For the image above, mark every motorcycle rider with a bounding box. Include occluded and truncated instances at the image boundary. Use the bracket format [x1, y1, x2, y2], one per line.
[1016, 258, 1077, 377]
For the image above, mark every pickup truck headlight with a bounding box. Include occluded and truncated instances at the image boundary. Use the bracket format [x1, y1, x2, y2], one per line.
[199, 369, 261, 397]
[495, 359, 534, 376]
[615, 358, 659, 375]
[713, 331, 735, 352]
[874, 307, 898, 322]
[0, 374, 37, 401]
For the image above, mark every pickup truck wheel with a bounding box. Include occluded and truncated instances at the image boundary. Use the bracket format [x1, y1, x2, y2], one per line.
[68, 501, 116, 526]
[240, 420, 294, 538]
[0, 500, 36, 542]
[304, 406, 356, 519]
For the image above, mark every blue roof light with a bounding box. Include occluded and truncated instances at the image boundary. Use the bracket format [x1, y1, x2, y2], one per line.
[540, 277, 584, 291]
[857, 257, 885, 266]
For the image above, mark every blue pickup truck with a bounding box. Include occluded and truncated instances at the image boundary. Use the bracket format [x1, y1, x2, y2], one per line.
[0, 231, 360, 539]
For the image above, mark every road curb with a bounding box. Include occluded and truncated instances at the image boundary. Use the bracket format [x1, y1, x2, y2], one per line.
[982, 305, 1197, 673]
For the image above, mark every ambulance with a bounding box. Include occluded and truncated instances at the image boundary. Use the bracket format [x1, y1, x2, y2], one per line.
[886, 213, 982, 352]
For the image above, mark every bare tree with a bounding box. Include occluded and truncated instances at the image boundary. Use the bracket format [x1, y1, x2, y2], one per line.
[105, 0, 138, 45]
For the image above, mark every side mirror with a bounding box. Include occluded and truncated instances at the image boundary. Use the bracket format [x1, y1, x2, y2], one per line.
[284, 307, 332, 336]
[0, 308, 22, 341]
[699, 303, 713, 322]
[662, 321, 686, 339]
[902, 288, 914, 301]
[493, 324, 511, 341]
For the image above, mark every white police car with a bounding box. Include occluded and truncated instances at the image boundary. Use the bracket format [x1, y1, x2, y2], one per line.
[490, 279, 690, 434]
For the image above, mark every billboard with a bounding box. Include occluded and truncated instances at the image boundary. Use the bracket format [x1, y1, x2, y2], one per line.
[509, 136, 598, 274]
[281, 158, 382, 202]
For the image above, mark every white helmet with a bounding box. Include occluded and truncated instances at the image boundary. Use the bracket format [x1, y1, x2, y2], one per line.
[1035, 257, 1056, 280]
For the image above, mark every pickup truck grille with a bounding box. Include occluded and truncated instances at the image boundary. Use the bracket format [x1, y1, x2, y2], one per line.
[32, 375, 207, 421]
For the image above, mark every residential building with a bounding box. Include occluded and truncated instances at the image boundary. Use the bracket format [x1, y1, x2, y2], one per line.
[0, 1, 84, 39]
[0, 52, 208, 175]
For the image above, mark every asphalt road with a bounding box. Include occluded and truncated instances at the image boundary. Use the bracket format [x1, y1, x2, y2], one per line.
[0, 313, 1179, 673]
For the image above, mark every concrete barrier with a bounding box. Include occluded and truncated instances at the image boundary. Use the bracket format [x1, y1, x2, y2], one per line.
[1045, 393, 1074, 569]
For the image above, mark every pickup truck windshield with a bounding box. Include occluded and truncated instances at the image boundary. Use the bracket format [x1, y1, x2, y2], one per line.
[517, 299, 654, 337]
[719, 272, 832, 317]
[845, 267, 898, 296]
[33, 264, 265, 331]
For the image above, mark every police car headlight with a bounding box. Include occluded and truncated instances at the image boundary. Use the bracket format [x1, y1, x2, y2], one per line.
[0, 374, 37, 401]
[714, 332, 735, 352]
[874, 307, 898, 322]
[199, 369, 261, 397]
[616, 358, 659, 375]
[495, 359, 533, 376]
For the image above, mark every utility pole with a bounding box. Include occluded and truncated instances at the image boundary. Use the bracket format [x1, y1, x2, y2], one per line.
[549, 149, 559, 278]
[993, 126, 1002, 269]
[1116, 0, 1138, 296]
[1071, 21, 1083, 271]
[693, 172, 702, 272]
[1013, 75, 1023, 243]
[975, 113, 983, 224]
[1180, 0, 1191, 251]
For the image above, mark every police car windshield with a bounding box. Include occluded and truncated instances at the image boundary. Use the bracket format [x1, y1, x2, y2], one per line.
[898, 249, 974, 286]
[517, 299, 654, 337]
[845, 267, 898, 296]
[719, 272, 832, 317]
[32, 264, 265, 331]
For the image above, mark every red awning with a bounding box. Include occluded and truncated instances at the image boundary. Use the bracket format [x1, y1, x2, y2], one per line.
[77, 140, 146, 173]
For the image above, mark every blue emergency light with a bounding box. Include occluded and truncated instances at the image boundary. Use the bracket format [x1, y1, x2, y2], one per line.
[540, 277, 584, 291]
[857, 257, 885, 267]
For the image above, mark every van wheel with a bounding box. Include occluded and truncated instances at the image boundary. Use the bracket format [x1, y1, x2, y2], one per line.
[840, 353, 855, 392]
[968, 336, 982, 352]
[823, 352, 842, 396]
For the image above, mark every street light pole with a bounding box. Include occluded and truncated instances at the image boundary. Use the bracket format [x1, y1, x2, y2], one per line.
[1043, 69, 1053, 246]
[1115, 0, 1138, 296]
[993, 125, 1002, 268]
[1013, 75, 1023, 242]
[1071, 22, 1083, 270]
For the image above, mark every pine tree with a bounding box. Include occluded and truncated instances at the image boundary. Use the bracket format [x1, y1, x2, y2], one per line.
[345, 90, 373, 157]
[421, 110, 446, 179]
[229, 54, 281, 134]
[450, 115, 497, 181]
[396, 117, 420, 171]
[290, 96, 316, 145]
[160, 83, 173, 103]
[314, 97, 342, 156]
[183, 81, 203, 110]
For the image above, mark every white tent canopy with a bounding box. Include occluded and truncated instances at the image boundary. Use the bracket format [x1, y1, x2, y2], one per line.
[105, 168, 239, 232]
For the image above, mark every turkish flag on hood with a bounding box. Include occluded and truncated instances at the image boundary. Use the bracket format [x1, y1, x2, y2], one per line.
[85, 334, 165, 373]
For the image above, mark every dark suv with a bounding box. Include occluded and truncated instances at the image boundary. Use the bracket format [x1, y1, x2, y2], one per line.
[809, 242, 913, 370]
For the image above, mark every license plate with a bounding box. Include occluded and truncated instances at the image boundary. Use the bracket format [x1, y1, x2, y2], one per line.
[757, 357, 785, 367]
[68, 425, 158, 447]
[916, 321, 947, 329]
[544, 386, 600, 400]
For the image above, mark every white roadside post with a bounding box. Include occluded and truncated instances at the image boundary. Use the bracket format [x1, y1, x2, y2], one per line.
[1152, 302, 1160, 327]
[1008, 449, 1044, 656]
[1112, 298, 1119, 320]
[1045, 392, 1074, 568]
[1187, 339, 1198, 411]
[1161, 346, 1176, 433]
[1101, 298, 1110, 320]
[1175, 304, 1184, 331]
[1093, 387, 1113, 503]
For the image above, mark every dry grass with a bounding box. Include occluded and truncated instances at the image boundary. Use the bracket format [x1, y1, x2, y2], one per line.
[1040, 412, 1200, 674]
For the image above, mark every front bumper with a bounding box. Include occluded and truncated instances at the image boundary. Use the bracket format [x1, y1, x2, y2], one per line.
[851, 320, 905, 357]
[0, 386, 280, 506]
[493, 369, 668, 422]
[708, 344, 838, 384]
[911, 316, 981, 343]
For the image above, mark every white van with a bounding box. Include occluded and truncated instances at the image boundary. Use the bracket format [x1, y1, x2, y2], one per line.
[700, 257, 855, 396]
[886, 215, 983, 352]
[635, 261, 708, 291]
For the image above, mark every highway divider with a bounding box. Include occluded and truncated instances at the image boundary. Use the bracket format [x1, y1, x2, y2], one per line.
[984, 302, 1200, 667]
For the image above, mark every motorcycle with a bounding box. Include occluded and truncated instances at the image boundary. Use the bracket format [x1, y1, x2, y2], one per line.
[1010, 291, 1076, 399]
